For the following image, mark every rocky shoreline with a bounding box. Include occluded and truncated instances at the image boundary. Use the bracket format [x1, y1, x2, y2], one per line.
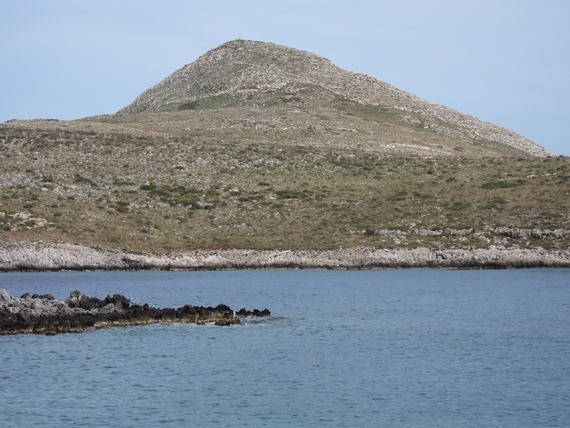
[0, 289, 270, 335]
[1, 242, 569, 271]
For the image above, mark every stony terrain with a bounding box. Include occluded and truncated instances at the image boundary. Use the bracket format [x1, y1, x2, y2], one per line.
[0, 40, 567, 269]
[1, 242, 569, 271]
[120, 40, 547, 157]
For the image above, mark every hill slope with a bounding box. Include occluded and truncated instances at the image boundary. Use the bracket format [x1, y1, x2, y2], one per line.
[119, 39, 547, 157]
[1, 40, 567, 268]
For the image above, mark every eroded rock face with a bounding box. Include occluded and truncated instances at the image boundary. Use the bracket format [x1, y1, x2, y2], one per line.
[0, 289, 270, 335]
[2, 242, 569, 272]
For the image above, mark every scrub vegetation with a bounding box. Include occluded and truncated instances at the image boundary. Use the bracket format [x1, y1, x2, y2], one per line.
[1, 40, 566, 254]
[1, 122, 568, 253]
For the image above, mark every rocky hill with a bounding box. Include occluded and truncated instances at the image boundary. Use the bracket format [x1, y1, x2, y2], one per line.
[1, 40, 567, 269]
[119, 39, 547, 157]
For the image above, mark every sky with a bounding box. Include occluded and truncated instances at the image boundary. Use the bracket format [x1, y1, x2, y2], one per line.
[1, 0, 569, 155]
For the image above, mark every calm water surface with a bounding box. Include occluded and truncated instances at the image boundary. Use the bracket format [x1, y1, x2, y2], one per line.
[1, 269, 569, 427]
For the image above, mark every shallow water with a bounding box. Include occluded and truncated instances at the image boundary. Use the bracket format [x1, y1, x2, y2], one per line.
[1, 269, 569, 427]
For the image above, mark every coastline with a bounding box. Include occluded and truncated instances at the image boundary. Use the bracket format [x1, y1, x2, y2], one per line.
[1, 242, 569, 271]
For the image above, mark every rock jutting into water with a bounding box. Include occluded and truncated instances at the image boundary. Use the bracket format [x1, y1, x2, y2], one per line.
[0, 289, 270, 335]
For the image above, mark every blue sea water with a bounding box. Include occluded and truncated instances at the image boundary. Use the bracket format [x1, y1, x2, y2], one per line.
[1, 268, 569, 427]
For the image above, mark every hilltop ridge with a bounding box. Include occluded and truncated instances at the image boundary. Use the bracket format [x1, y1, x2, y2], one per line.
[119, 39, 547, 157]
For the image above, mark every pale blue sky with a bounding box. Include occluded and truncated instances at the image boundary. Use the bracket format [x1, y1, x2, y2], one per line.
[1, 0, 569, 155]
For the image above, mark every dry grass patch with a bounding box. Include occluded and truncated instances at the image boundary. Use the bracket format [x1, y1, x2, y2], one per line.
[1, 121, 568, 252]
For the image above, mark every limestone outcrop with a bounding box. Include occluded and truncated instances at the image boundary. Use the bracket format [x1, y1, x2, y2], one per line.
[0, 289, 270, 335]
[1, 242, 569, 271]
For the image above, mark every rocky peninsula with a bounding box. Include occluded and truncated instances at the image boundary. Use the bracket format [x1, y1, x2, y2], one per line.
[1, 241, 569, 271]
[0, 289, 270, 335]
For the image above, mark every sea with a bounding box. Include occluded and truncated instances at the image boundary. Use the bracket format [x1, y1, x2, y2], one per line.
[1, 268, 569, 427]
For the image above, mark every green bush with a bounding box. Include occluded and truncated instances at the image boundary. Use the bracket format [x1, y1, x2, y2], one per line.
[74, 174, 97, 187]
[177, 100, 199, 111]
[276, 190, 310, 199]
[140, 184, 156, 191]
[481, 180, 524, 189]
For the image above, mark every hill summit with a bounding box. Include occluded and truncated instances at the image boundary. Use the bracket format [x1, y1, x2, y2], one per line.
[119, 39, 547, 157]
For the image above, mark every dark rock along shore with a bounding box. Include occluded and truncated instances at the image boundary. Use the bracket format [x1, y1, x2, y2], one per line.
[0, 289, 270, 335]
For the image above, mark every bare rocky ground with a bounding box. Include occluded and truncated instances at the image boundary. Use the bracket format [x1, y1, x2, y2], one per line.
[120, 40, 548, 157]
[1, 241, 568, 271]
